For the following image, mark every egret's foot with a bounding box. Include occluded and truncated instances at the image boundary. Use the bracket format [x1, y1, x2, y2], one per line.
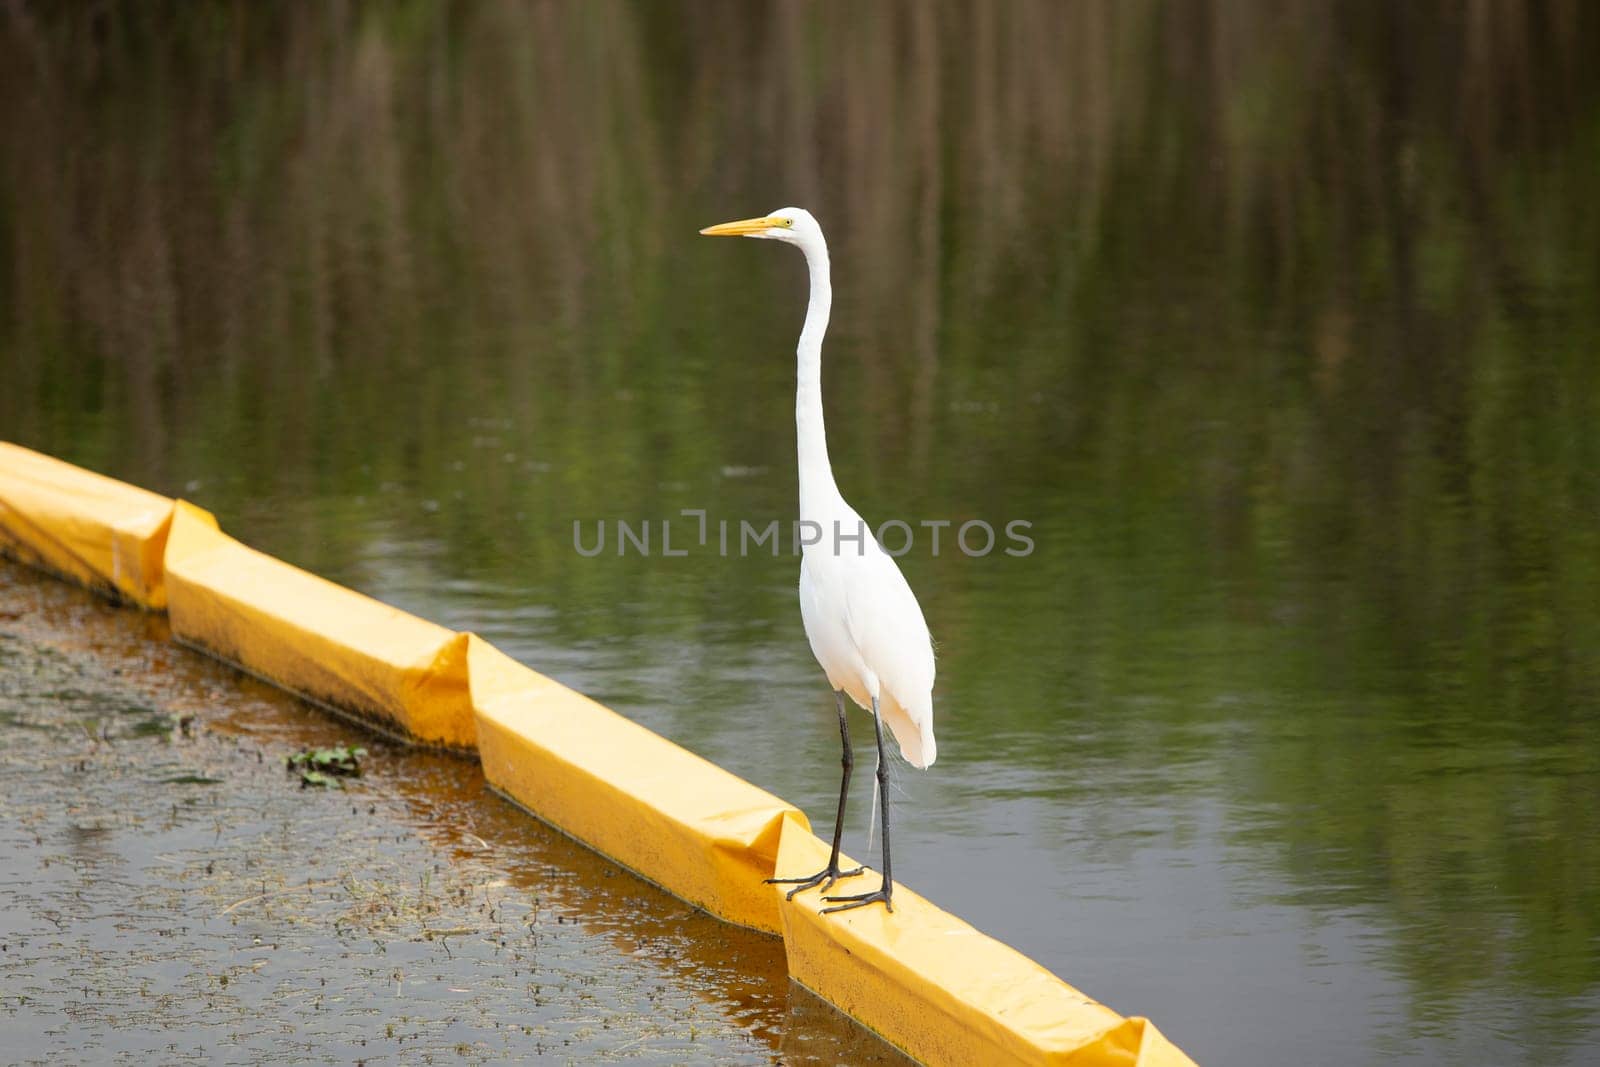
[766, 863, 866, 901]
[820, 881, 894, 914]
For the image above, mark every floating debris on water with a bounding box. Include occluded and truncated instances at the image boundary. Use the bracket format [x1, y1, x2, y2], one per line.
[285, 745, 368, 788]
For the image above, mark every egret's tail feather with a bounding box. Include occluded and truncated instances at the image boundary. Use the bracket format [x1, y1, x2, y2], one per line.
[882, 694, 936, 770]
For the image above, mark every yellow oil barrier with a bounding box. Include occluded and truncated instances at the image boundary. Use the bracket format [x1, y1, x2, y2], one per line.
[0, 442, 1198, 1067]
[470, 636, 806, 933]
[162, 501, 476, 748]
[0, 443, 176, 608]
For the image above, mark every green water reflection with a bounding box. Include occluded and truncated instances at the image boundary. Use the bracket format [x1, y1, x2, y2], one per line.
[3, 3, 1598, 1063]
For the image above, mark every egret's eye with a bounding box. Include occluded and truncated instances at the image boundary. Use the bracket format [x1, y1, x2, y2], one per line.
[783, 218, 794, 227]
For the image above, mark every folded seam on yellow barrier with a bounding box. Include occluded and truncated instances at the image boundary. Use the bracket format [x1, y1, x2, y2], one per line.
[774, 826, 1199, 1067]
[163, 501, 477, 748]
[0, 442, 176, 608]
[469, 635, 807, 934]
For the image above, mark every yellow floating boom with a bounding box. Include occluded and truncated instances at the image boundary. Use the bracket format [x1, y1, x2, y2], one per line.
[0, 441, 1197, 1067]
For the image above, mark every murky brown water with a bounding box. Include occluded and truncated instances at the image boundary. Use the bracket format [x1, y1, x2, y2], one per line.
[4, 3, 1600, 1063]
[0, 563, 908, 1064]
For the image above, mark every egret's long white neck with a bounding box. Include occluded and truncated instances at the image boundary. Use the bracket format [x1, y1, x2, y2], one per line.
[796, 238, 840, 523]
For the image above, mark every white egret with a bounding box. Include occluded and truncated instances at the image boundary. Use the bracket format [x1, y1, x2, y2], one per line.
[700, 208, 937, 913]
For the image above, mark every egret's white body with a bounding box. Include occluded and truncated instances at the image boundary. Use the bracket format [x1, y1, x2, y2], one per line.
[797, 530, 937, 769]
[702, 207, 937, 911]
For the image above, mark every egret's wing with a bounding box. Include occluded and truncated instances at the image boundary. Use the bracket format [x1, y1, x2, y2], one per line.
[799, 557, 864, 697]
[840, 543, 937, 766]
[840, 546, 934, 695]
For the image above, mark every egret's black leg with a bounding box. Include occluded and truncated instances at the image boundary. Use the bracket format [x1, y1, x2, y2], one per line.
[766, 690, 866, 899]
[823, 694, 894, 913]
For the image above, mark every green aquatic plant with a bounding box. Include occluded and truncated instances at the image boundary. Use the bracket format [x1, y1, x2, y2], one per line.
[285, 745, 368, 788]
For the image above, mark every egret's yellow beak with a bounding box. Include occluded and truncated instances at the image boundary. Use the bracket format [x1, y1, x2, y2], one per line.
[699, 216, 785, 237]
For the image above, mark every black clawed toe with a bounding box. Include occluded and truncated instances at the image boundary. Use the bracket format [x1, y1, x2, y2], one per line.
[821, 881, 893, 914]
[766, 863, 867, 900]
